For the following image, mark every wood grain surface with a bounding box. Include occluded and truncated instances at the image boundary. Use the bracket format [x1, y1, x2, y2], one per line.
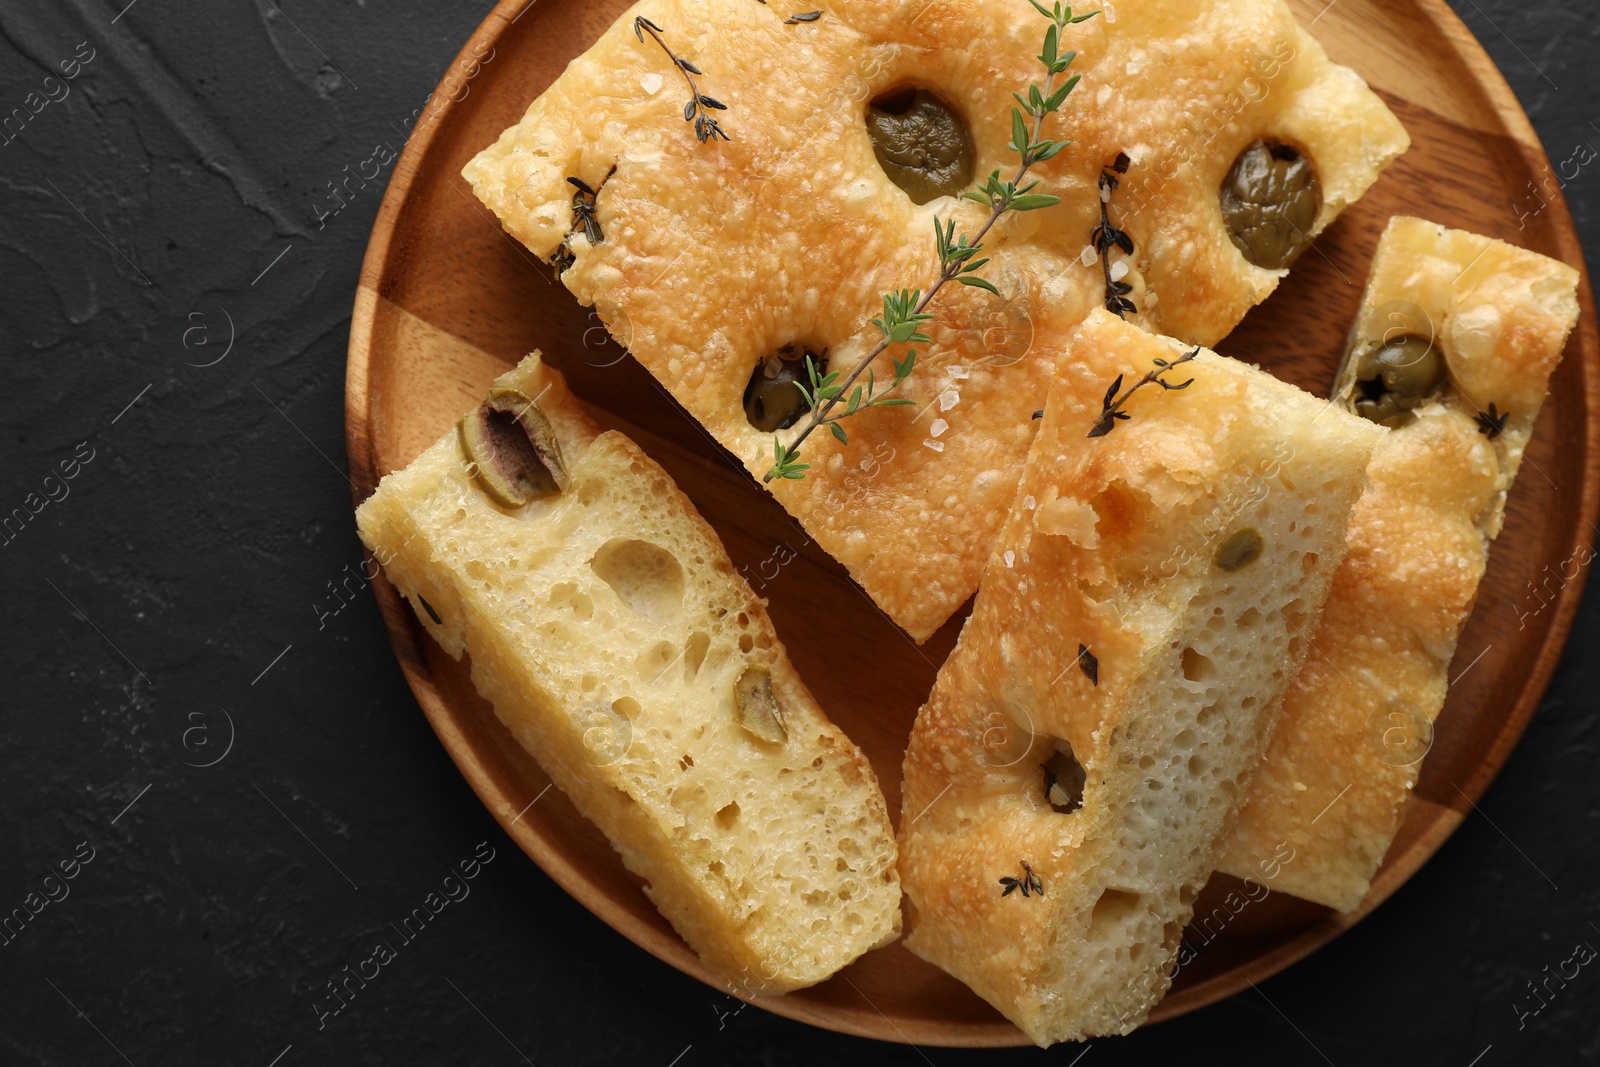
[343, 0, 1599, 1046]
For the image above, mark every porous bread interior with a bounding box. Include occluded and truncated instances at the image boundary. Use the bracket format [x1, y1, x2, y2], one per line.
[462, 0, 1409, 643]
[1216, 218, 1581, 910]
[898, 310, 1383, 1044]
[355, 356, 900, 993]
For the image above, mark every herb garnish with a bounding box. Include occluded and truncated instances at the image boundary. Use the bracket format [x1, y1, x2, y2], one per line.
[763, 1, 1100, 481]
[784, 10, 822, 22]
[553, 168, 616, 275]
[634, 17, 729, 144]
[1092, 152, 1135, 317]
[1076, 643, 1098, 686]
[1476, 402, 1509, 440]
[1000, 860, 1045, 898]
[1087, 347, 1199, 438]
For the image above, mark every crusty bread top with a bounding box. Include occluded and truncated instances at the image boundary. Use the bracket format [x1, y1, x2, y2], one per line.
[464, 0, 1408, 641]
[1217, 218, 1581, 910]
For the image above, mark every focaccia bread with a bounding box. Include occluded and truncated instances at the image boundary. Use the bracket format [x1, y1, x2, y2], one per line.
[355, 354, 901, 993]
[897, 309, 1383, 1044]
[1217, 217, 1581, 910]
[464, 0, 1408, 640]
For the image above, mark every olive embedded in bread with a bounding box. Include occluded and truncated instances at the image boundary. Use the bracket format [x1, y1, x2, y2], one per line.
[734, 666, 788, 744]
[1220, 140, 1322, 269]
[1214, 527, 1264, 572]
[866, 88, 975, 204]
[743, 346, 819, 432]
[458, 387, 570, 506]
[1349, 335, 1447, 427]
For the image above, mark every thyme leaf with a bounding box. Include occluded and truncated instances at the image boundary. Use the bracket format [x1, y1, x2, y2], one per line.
[1476, 402, 1509, 439]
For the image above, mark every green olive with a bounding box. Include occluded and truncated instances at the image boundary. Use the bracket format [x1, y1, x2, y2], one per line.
[866, 88, 975, 205]
[458, 387, 570, 507]
[1041, 741, 1084, 815]
[743, 345, 819, 432]
[1214, 528, 1264, 572]
[734, 666, 788, 744]
[1350, 335, 1447, 427]
[1220, 141, 1322, 269]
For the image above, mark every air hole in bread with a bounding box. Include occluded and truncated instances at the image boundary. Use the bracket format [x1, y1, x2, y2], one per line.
[1087, 889, 1143, 943]
[1041, 740, 1085, 814]
[1180, 647, 1215, 683]
[715, 802, 740, 830]
[739, 633, 754, 653]
[684, 631, 710, 678]
[590, 538, 685, 619]
[637, 640, 677, 681]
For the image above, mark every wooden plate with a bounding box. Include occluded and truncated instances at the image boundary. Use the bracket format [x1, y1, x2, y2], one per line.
[345, 0, 1598, 1047]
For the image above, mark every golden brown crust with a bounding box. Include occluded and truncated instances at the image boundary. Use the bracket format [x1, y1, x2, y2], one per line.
[464, 0, 1408, 640]
[1217, 218, 1581, 909]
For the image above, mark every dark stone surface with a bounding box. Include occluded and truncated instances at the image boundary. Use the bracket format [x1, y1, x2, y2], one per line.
[1, 1, 1596, 1064]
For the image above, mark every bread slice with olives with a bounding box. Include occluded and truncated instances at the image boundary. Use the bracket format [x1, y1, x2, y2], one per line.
[355, 354, 901, 993]
[1216, 217, 1581, 910]
[462, 0, 1408, 642]
[897, 308, 1383, 1046]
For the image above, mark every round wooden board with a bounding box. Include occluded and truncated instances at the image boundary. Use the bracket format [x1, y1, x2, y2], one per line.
[345, 0, 1599, 1048]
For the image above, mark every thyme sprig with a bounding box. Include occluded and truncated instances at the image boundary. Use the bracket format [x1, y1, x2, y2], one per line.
[634, 17, 729, 143]
[1087, 347, 1199, 438]
[764, 0, 1099, 482]
[1092, 152, 1135, 317]
[784, 10, 823, 22]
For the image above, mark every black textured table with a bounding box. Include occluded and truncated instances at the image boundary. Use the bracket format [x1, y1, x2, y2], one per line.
[3, 2, 1597, 1064]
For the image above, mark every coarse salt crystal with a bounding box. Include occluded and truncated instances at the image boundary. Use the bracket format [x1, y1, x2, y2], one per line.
[1004, 550, 1016, 568]
[1100, 184, 1112, 203]
[930, 418, 949, 438]
[1023, 494, 1036, 510]
[641, 72, 663, 94]
[923, 438, 944, 452]
[1080, 244, 1097, 267]
[939, 389, 959, 411]
[950, 365, 969, 380]
[1110, 260, 1129, 282]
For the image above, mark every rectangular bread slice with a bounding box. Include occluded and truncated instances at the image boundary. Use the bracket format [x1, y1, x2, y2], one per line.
[462, 0, 1407, 641]
[897, 308, 1383, 1045]
[355, 353, 901, 993]
[1216, 217, 1581, 910]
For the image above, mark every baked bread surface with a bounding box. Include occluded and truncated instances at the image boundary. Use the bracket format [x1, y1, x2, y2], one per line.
[897, 309, 1383, 1044]
[1217, 217, 1581, 910]
[356, 354, 901, 993]
[463, 0, 1408, 641]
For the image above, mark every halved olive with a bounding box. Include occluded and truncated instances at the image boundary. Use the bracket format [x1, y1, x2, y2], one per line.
[1349, 335, 1447, 427]
[1220, 140, 1322, 269]
[1041, 741, 1085, 815]
[866, 88, 976, 205]
[1214, 527, 1264, 572]
[458, 387, 570, 507]
[734, 666, 788, 744]
[743, 345, 820, 432]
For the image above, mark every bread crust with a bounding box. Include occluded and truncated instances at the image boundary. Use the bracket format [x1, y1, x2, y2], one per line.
[1217, 217, 1581, 910]
[464, 0, 1408, 641]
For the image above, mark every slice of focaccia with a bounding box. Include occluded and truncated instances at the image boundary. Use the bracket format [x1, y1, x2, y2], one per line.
[355, 354, 901, 993]
[897, 309, 1383, 1045]
[1216, 217, 1581, 910]
[464, 0, 1408, 641]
